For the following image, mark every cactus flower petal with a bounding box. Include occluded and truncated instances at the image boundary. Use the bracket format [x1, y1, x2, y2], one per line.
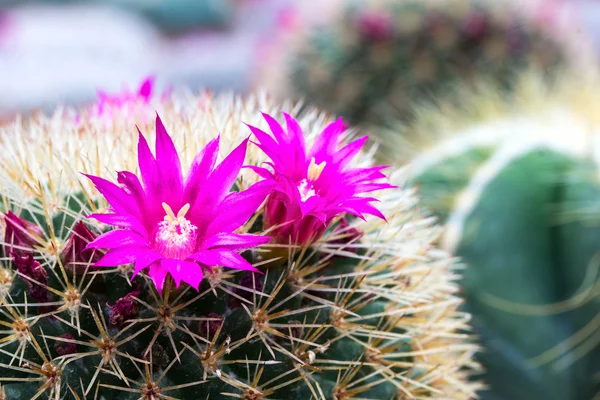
[85, 114, 270, 293]
[161, 259, 204, 289]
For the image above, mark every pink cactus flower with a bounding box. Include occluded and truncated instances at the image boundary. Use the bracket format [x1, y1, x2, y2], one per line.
[84, 114, 271, 293]
[95, 76, 154, 116]
[247, 113, 394, 245]
[81, 76, 170, 127]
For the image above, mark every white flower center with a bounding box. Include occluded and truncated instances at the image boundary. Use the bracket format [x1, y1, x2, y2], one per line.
[298, 179, 316, 202]
[153, 203, 198, 259]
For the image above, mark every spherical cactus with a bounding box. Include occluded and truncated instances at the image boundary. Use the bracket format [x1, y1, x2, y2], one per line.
[256, 0, 581, 128]
[399, 73, 600, 400]
[0, 84, 480, 399]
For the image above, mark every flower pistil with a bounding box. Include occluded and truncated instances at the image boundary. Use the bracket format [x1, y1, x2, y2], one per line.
[153, 203, 197, 260]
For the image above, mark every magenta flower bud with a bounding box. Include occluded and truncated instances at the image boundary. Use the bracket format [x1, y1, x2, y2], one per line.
[198, 312, 223, 339]
[12, 252, 49, 302]
[357, 11, 395, 42]
[247, 113, 394, 247]
[108, 288, 140, 327]
[2, 211, 43, 255]
[61, 221, 101, 273]
[54, 333, 77, 356]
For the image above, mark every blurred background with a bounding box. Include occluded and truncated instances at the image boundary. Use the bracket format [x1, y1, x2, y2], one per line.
[0, 0, 597, 117]
[1, 0, 599, 399]
[0, 0, 295, 116]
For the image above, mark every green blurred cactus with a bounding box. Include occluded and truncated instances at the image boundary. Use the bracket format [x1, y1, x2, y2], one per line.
[400, 77, 600, 400]
[264, 0, 568, 128]
[0, 92, 480, 399]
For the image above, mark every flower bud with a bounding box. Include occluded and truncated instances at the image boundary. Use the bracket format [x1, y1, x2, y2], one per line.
[2, 211, 43, 256]
[61, 221, 101, 274]
[12, 252, 49, 303]
[108, 288, 140, 327]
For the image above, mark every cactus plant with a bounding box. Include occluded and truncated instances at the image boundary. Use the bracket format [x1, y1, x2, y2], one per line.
[398, 74, 600, 400]
[0, 89, 480, 399]
[257, 0, 574, 128]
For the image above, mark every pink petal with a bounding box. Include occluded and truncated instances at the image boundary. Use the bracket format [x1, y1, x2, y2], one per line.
[87, 213, 147, 236]
[283, 112, 307, 165]
[243, 165, 275, 180]
[138, 76, 155, 101]
[339, 201, 386, 221]
[205, 180, 274, 236]
[333, 136, 368, 169]
[116, 171, 152, 230]
[246, 124, 281, 164]
[95, 247, 140, 267]
[353, 182, 397, 193]
[184, 135, 220, 203]
[299, 195, 322, 216]
[117, 171, 146, 209]
[344, 166, 389, 185]
[148, 262, 168, 293]
[262, 112, 288, 145]
[161, 259, 204, 290]
[207, 138, 248, 201]
[83, 174, 136, 216]
[131, 253, 163, 277]
[86, 229, 147, 249]
[137, 128, 165, 223]
[309, 118, 345, 159]
[155, 114, 183, 207]
[201, 233, 271, 251]
[137, 127, 158, 188]
[189, 249, 259, 272]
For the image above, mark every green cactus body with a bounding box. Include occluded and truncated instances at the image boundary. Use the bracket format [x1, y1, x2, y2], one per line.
[260, 0, 574, 128]
[0, 93, 480, 399]
[403, 81, 600, 399]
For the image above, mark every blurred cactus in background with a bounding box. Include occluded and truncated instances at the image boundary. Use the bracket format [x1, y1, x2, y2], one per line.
[0, 89, 480, 399]
[395, 72, 600, 400]
[257, 0, 577, 129]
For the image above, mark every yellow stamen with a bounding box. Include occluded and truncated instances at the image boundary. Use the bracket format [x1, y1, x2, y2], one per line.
[162, 203, 191, 224]
[177, 203, 190, 219]
[162, 202, 176, 223]
[307, 157, 326, 181]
